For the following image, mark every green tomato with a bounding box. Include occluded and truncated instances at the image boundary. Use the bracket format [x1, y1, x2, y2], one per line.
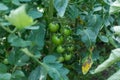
[5, 4, 34, 29]
[67, 45, 74, 52]
[60, 26, 72, 36]
[56, 45, 65, 53]
[49, 23, 59, 32]
[64, 54, 72, 61]
[58, 56, 64, 62]
[3, 58, 8, 64]
[52, 34, 63, 45]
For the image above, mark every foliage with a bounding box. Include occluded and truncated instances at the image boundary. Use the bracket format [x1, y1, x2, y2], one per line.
[0, 0, 120, 80]
[92, 0, 120, 80]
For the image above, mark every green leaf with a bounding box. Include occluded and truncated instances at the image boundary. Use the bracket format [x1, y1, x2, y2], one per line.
[77, 14, 103, 48]
[0, 73, 11, 80]
[15, 54, 30, 66]
[48, 67, 69, 80]
[0, 3, 8, 11]
[29, 66, 47, 80]
[78, 29, 96, 48]
[104, 15, 114, 26]
[99, 35, 109, 43]
[92, 48, 120, 74]
[54, 0, 68, 17]
[28, 23, 45, 50]
[19, 0, 31, 2]
[8, 49, 29, 66]
[43, 55, 57, 63]
[72, 62, 82, 74]
[107, 69, 120, 80]
[8, 34, 32, 47]
[43, 55, 69, 80]
[12, 70, 25, 79]
[12, 0, 31, 5]
[66, 5, 79, 20]
[0, 63, 7, 73]
[87, 14, 103, 35]
[28, 9, 43, 19]
[12, 0, 21, 5]
[92, 49, 100, 61]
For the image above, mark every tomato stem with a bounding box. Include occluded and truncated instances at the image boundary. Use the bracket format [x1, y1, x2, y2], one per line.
[0, 24, 17, 33]
[21, 48, 48, 70]
[12, 65, 17, 73]
[48, 0, 54, 23]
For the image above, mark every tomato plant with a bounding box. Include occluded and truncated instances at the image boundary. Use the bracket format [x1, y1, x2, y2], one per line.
[0, 0, 120, 80]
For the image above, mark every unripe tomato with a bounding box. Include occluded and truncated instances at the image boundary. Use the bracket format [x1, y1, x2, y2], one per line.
[56, 45, 65, 53]
[49, 23, 59, 32]
[3, 58, 8, 64]
[67, 44, 74, 52]
[52, 34, 63, 45]
[5, 4, 34, 29]
[64, 54, 72, 61]
[60, 26, 72, 36]
[58, 56, 64, 62]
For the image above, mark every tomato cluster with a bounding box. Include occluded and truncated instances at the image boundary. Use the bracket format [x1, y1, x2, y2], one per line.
[48, 22, 74, 62]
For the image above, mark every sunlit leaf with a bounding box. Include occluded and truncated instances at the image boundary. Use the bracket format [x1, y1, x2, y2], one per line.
[54, 0, 68, 17]
[111, 26, 120, 36]
[93, 48, 120, 74]
[0, 3, 8, 11]
[107, 69, 120, 80]
[109, 0, 120, 14]
[5, 4, 34, 29]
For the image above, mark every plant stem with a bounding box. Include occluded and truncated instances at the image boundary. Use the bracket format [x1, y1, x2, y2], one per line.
[0, 24, 17, 33]
[21, 48, 49, 70]
[48, 0, 54, 22]
[12, 65, 17, 73]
